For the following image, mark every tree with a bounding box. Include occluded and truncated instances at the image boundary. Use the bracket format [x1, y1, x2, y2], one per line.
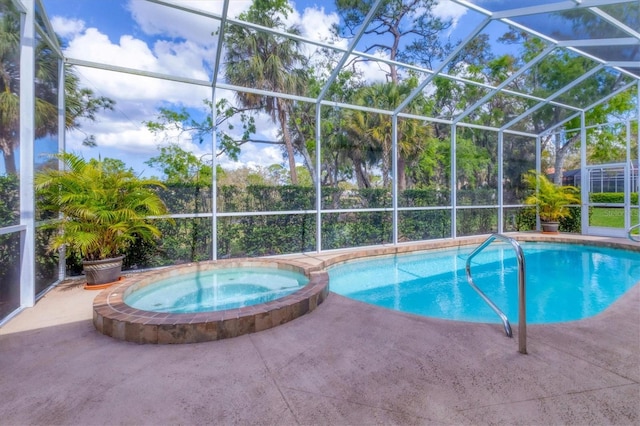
[334, 0, 452, 82]
[0, 1, 20, 174]
[583, 117, 639, 167]
[145, 143, 214, 185]
[218, 165, 274, 188]
[334, 1, 451, 191]
[289, 58, 367, 191]
[224, 0, 308, 184]
[144, 98, 256, 162]
[408, 135, 446, 189]
[345, 78, 430, 191]
[0, 0, 113, 174]
[0, 173, 18, 226]
[500, 29, 635, 183]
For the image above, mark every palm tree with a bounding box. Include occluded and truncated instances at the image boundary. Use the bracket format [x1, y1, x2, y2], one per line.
[0, 0, 21, 174]
[0, 0, 113, 175]
[35, 152, 169, 262]
[224, 0, 307, 184]
[523, 170, 580, 224]
[346, 80, 431, 191]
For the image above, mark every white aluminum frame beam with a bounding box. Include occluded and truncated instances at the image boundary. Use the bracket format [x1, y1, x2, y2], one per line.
[489, 0, 632, 20]
[209, 0, 230, 261]
[19, 0, 36, 307]
[557, 38, 640, 47]
[589, 6, 640, 39]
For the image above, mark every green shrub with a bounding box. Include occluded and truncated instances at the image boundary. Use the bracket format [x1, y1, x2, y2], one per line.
[515, 206, 582, 233]
[399, 210, 451, 240]
[590, 192, 638, 204]
[0, 174, 18, 227]
[400, 188, 450, 207]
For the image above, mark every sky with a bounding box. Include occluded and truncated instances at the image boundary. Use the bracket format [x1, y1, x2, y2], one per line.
[35, 0, 479, 177]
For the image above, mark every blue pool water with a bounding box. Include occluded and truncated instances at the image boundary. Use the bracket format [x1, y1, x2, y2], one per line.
[125, 267, 309, 313]
[328, 242, 640, 324]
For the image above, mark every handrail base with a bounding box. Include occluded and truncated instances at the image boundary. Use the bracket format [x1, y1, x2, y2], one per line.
[628, 224, 640, 242]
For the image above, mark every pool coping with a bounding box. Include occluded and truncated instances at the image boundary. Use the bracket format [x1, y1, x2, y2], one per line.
[93, 258, 329, 344]
[93, 233, 640, 344]
[296, 233, 640, 270]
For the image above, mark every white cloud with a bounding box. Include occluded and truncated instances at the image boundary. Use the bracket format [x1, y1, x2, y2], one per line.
[50, 16, 85, 38]
[67, 28, 154, 70]
[221, 144, 284, 171]
[50, 0, 347, 174]
[126, 0, 252, 44]
[65, 117, 213, 177]
[71, 64, 210, 106]
[354, 51, 393, 83]
[296, 6, 341, 43]
[63, 65, 213, 164]
[433, 0, 469, 29]
[151, 39, 212, 80]
[64, 27, 213, 83]
[295, 5, 349, 63]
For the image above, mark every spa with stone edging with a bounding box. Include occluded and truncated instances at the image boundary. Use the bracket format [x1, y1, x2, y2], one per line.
[93, 259, 329, 344]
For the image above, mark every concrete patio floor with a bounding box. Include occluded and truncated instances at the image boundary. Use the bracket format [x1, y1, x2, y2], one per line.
[1, 244, 639, 425]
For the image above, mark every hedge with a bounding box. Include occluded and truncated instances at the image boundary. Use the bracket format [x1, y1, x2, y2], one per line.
[1, 181, 589, 278]
[590, 192, 638, 204]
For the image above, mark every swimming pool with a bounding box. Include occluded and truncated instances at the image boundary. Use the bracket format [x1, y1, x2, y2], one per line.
[328, 242, 640, 324]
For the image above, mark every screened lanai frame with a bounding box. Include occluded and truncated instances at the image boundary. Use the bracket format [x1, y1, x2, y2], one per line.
[2, 0, 639, 318]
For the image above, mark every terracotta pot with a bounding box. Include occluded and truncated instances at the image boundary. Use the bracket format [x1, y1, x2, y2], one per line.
[83, 256, 124, 286]
[541, 221, 560, 234]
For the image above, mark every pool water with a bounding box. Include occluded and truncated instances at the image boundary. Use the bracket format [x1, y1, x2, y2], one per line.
[328, 242, 640, 324]
[125, 267, 309, 313]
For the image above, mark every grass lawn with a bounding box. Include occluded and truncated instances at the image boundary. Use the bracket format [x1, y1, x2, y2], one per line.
[590, 207, 639, 231]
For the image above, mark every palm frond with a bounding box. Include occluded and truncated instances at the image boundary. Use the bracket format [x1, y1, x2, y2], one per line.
[35, 152, 170, 260]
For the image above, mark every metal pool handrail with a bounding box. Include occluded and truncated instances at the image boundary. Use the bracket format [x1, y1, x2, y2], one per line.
[628, 224, 640, 242]
[465, 234, 527, 354]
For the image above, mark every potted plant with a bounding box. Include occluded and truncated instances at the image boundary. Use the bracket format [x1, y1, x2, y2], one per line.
[35, 152, 169, 287]
[523, 170, 581, 233]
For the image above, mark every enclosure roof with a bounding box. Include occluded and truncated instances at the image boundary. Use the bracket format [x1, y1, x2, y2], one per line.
[38, 0, 639, 137]
[464, 0, 640, 82]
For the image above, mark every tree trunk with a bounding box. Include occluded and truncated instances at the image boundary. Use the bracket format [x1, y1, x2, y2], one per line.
[553, 133, 580, 185]
[381, 149, 390, 188]
[278, 103, 298, 185]
[0, 141, 17, 175]
[291, 118, 317, 188]
[297, 142, 315, 187]
[351, 153, 371, 189]
[397, 156, 406, 193]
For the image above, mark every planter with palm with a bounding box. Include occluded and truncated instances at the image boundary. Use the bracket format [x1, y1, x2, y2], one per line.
[35, 153, 169, 287]
[523, 170, 581, 233]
